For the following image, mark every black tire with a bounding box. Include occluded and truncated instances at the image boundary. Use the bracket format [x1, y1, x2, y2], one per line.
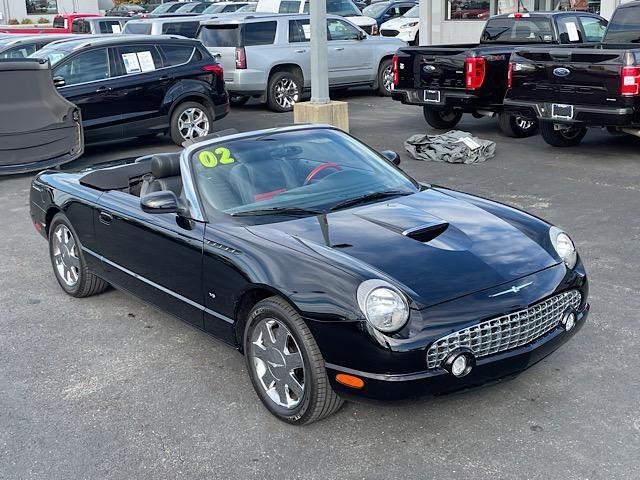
[539, 121, 587, 147]
[376, 58, 394, 96]
[169, 101, 213, 145]
[48, 213, 109, 298]
[244, 296, 344, 425]
[267, 70, 302, 113]
[497, 112, 539, 138]
[229, 94, 250, 106]
[423, 107, 463, 129]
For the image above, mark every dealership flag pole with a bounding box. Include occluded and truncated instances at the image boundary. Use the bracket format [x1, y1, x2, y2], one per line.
[310, 0, 330, 103]
[419, 0, 433, 45]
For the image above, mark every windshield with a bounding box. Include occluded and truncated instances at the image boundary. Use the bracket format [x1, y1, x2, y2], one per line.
[191, 128, 418, 216]
[404, 5, 418, 17]
[29, 41, 78, 66]
[151, 2, 181, 13]
[481, 17, 554, 44]
[203, 4, 227, 13]
[327, 0, 361, 17]
[363, 3, 389, 17]
[236, 4, 256, 11]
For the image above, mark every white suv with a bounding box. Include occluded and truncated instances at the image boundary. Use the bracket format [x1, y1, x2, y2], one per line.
[379, 4, 419, 45]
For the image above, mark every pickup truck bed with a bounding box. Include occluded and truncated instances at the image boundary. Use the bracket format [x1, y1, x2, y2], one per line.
[391, 12, 608, 138]
[504, 2, 640, 147]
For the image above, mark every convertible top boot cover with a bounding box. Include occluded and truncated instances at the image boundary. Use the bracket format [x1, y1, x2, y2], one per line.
[0, 59, 83, 175]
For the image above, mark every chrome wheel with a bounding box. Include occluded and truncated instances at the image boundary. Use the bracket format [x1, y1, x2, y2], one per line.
[515, 117, 535, 131]
[250, 318, 305, 409]
[274, 77, 299, 110]
[177, 107, 210, 140]
[52, 224, 79, 287]
[382, 64, 394, 93]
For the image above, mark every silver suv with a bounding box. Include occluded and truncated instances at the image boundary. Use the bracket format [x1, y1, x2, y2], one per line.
[197, 13, 405, 111]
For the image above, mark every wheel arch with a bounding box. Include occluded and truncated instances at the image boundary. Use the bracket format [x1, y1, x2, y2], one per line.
[45, 205, 63, 237]
[373, 54, 394, 90]
[267, 63, 305, 86]
[167, 93, 215, 118]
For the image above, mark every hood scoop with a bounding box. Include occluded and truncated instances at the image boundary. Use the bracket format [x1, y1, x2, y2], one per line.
[402, 222, 449, 243]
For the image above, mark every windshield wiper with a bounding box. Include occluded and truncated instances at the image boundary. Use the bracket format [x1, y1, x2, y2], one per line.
[330, 190, 413, 212]
[231, 207, 326, 217]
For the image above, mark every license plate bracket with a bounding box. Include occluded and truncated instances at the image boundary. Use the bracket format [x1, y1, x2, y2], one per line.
[551, 103, 573, 120]
[424, 90, 441, 103]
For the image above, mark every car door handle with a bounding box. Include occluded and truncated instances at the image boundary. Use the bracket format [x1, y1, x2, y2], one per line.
[158, 75, 170, 81]
[95, 86, 112, 94]
[99, 211, 113, 225]
[333, 47, 344, 51]
[295, 49, 306, 53]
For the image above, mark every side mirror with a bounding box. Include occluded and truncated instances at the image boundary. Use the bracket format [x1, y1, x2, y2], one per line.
[141, 190, 179, 214]
[382, 150, 401, 165]
[53, 75, 65, 88]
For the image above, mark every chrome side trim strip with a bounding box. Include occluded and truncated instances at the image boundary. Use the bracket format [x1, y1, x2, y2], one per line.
[82, 246, 233, 324]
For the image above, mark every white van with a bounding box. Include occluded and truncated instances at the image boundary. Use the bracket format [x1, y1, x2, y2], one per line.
[256, 0, 378, 34]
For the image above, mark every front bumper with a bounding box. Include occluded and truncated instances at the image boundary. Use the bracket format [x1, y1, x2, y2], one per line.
[504, 99, 638, 127]
[326, 304, 588, 401]
[392, 88, 499, 113]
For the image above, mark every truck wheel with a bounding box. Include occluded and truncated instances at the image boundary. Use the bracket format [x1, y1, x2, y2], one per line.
[423, 107, 462, 129]
[376, 58, 394, 96]
[244, 296, 344, 425]
[498, 113, 538, 138]
[267, 71, 302, 112]
[540, 121, 587, 147]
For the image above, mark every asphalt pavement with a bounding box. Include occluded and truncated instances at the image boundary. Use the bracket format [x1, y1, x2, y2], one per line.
[1, 91, 639, 480]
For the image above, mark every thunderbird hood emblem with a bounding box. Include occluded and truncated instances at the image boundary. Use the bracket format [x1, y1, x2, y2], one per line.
[489, 282, 534, 297]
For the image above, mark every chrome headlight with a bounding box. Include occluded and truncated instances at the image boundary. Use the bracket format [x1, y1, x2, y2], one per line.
[550, 226, 577, 269]
[357, 279, 409, 333]
[400, 21, 418, 29]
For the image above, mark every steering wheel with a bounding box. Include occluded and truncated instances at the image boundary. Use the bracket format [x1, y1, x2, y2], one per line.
[304, 163, 342, 185]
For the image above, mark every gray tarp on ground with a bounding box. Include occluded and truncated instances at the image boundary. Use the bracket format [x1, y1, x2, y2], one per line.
[404, 130, 496, 164]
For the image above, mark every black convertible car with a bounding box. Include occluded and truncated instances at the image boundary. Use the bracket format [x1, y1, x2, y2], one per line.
[30, 126, 589, 424]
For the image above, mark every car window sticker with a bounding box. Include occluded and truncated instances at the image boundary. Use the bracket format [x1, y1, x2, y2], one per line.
[137, 51, 156, 72]
[566, 22, 580, 42]
[111, 24, 121, 33]
[122, 52, 141, 73]
[198, 147, 236, 168]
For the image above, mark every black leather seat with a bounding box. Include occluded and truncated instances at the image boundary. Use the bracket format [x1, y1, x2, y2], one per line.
[140, 153, 183, 197]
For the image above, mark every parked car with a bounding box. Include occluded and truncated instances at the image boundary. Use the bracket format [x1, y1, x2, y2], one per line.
[198, 13, 404, 111]
[390, 12, 608, 137]
[29, 35, 229, 145]
[122, 15, 212, 38]
[1, 58, 83, 174]
[30, 124, 589, 424]
[146, 1, 188, 16]
[0, 34, 74, 59]
[70, 16, 131, 34]
[0, 13, 100, 34]
[362, 0, 415, 28]
[203, 2, 255, 14]
[379, 4, 419, 44]
[175, 1, 214, 13]
[106, 3, 149, 17]
[235, 3, 257, 12]
[505, 3, 639, 147]
[256, 0, 378, 35]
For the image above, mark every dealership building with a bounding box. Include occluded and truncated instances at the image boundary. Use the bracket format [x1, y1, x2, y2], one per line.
[0, 0, 627, 40]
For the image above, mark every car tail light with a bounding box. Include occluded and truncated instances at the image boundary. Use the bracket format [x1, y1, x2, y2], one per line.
[235, 47, 246, 69]
[371, 24, 379, 35]
[465, 56, 486, 90]
[621, 66, 640, 96]
[507, 61, 513, 89]
[203, 64, 223, 79]
[392, 54, 399, 87]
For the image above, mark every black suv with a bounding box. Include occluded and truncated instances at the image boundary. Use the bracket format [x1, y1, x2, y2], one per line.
[30, 36, 229, 145]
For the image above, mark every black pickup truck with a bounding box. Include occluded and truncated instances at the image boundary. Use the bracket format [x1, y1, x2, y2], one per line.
[391, 12, 607, 137]
[505, 3, 640, 147]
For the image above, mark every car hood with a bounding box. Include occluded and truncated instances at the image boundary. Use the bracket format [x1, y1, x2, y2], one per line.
[381, 16, 418, 29]
[244, 189, 558, 309]
[347, 15, 376, 27]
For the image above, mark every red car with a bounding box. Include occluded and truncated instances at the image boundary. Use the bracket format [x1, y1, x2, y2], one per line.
[0, 13, 100, 34]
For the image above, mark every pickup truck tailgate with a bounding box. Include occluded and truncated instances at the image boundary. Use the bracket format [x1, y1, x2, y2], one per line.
[511, 49, 625, 105]
[415, 47, 468, 89]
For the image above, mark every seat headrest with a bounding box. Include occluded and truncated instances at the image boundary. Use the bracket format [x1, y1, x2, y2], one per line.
[151, 153, 181, 179]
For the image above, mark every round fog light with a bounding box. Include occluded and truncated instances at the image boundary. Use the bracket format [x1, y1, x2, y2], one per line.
[442, 349, 475, 378]
[451, 355, 468, 377]
[563, 312, 576, 331]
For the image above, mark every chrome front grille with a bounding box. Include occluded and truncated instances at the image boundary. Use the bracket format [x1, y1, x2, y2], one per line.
[426, 290, 582, 370]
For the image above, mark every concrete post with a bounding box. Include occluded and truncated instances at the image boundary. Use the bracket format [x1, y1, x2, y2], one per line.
[419, 0, 433, 46]
[309, 0, 330, 104]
